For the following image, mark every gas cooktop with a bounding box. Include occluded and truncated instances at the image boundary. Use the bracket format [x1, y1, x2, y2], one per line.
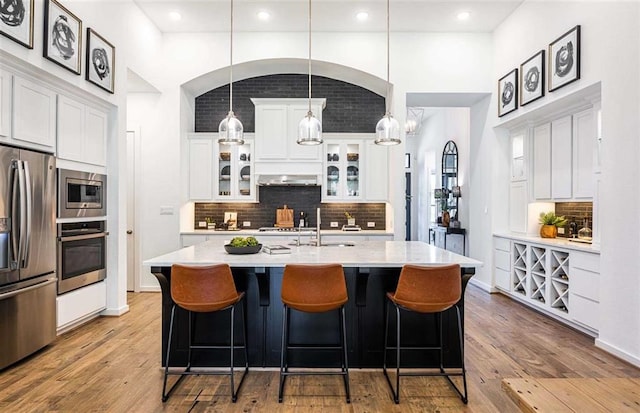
[258, 227, 315, 232]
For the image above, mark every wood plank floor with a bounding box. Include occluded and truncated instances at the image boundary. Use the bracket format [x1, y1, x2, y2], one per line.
[1, 286, 638, 412]
[502, 378, 640, 412]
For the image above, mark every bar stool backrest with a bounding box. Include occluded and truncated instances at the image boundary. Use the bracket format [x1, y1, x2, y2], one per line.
[171, 264, 240, 312]
[282, 264, 348, 313]
[391, 264, 461, 313]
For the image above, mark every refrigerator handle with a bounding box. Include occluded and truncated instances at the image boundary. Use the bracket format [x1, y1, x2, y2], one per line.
[17, 161, 27, 268]
[10, 160, 19, 269]
[23, 161, 32, 267]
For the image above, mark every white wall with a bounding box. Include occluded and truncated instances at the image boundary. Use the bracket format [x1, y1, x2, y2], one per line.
[489, 1, 640, 365]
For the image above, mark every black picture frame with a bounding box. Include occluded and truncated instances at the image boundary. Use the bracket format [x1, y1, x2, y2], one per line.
[86, 28, 115, 94]
[0, 0, 34, 49]
[548, 25, 580, 92]
[520, 50, 545, 106]
[43, 0, 82, 75]
[498, 68, 518, 117]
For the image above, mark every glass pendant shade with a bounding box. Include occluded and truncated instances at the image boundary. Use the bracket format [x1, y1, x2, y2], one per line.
[218, 111, 244, 145]
[375, 114, 401, 145]
[297, 111, 322, 145]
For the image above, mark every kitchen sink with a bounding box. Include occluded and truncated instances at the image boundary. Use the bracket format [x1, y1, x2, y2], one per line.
[288, 242, 355, 247]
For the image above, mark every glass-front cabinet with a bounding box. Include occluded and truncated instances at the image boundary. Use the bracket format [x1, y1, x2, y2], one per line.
[323, 140, 361, 201]
[215, 139, 254, 201]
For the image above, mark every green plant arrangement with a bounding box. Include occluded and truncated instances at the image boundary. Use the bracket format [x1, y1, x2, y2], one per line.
[344, 212, 354, 220]
[539, 212, 567, 238]
[538, 212, 567, 226]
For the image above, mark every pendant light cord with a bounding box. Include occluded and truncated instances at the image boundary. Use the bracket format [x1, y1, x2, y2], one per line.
[385, 0, 390, 116]
[308, 0, 312, 114]
[229, 0, 234, 114]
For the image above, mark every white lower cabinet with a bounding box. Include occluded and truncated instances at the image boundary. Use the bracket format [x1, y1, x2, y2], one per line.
[56, 281, 107, 332]
[492, 236, 600, 335]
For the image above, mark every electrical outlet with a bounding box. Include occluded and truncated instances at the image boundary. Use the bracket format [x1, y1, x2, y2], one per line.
[330, 221, 339, 228]
[367, 222, 376, 228]
[557, 227, 565, 235]
[243, 221, 251, 227]
[198, 221, 207, 228]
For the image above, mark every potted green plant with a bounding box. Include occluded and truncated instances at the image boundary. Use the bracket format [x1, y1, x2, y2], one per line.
[538, 212, 567, 238]
[345, 212, 356, 226]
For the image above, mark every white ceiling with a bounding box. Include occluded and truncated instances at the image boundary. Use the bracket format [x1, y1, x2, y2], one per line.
[133, 0, 524, 33]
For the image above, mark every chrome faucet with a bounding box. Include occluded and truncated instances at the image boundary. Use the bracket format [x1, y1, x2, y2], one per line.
[316, 207, 321, 247]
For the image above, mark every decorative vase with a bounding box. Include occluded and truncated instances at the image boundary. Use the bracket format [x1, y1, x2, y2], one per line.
[540, 224, 557, 238]
[441, 211, 450, 227]
[347, 218, 356, 226]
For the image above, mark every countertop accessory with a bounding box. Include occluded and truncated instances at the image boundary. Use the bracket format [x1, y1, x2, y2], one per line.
[263, 245, 291, 255]
[218, 0, 244, 145]
[224, 211, 238, 230]
[374, 0, 401, 145]
[276, 205, 294, 228]
[297, 0, 323, 146]
[224, 244, 262, 254]
[577, 218, 592, 241]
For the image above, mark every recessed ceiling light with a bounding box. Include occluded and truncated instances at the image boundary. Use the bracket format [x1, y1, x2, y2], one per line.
[457, 11, 471, 21]
[356, 11, 369, 21]
[257, 11, 270, 21]
[169, 11, 181, 21]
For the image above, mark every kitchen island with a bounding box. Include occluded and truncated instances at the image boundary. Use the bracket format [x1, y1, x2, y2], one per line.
[145, 240, 482, 368]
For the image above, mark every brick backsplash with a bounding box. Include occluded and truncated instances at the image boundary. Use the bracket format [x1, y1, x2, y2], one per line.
[194, 186, 385, 230]
[195, 74, 385, 133]
[555, 202, 593, 238]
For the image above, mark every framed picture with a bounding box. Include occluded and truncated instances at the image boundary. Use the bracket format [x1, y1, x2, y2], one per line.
[43, 0, 82, 75]
[498, 68, 518, 117]
[86, 28, 115, 93]
[548, 25, 580, 92]
[0, 0, 34, 48]
[520, 50, 545, 106]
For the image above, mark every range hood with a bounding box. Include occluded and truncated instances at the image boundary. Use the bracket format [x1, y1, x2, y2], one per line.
[257, 174, 319, 186]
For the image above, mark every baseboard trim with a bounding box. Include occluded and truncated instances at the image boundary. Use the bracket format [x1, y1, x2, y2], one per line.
[468, 278, 498, 293]
[101, 305, 130, 317]
[595, 338, 640, 368]
[139, 286, 161, 293]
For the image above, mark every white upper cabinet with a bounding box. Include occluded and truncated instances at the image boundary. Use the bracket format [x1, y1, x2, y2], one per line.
[0, 70, 11, 138]
[365, 140, 389, 202]
[12, 75, 56, 152]
[323, 139, 362, 202]
[252, 98, 325, 162]
[550, 116, 572, 199]
[532, 123, 551, 199]
[572, 108, 595, 199]
[187, 133, 256, 202]
[57, 94, 107, 166]
[510, 131, 527, 182]
[188, 135, 213, 200]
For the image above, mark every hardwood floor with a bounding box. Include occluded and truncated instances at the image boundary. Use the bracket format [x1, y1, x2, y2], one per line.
[0, 286, 638, 412]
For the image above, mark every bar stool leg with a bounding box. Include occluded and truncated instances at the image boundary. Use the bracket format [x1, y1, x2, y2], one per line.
[162, 305, 187, 402]
[394, 306, 401, 404]
[455, 306, 468, 404]
[339, 306, 351, 403]
[278, 305, 289, 403]
[230, 306, 236, 402]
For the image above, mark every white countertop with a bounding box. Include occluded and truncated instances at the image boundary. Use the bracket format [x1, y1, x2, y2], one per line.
[180, 229, 392, 236]
[144, 240, 483, 268]
[493, 232, 600, 253]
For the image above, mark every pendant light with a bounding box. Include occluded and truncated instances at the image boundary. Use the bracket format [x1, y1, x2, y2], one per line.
[297, 0, 322, 145]
[374, 0, 401, 146]
[218, 0, 244, 145]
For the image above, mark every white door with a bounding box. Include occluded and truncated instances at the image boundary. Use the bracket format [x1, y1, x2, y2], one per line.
[126, 130, 137, 291]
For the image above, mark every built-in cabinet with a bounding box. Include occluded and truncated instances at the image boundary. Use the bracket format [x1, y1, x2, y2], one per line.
[9, 75, 56, 152]
[187, 133, 255, 201]
[322, 135, 388, 202]
[430, 226, 466, 256]
[532, 111, 594, 201]
[0, 70, 11, 138]
[252, 98, 325, 163]
[493, 236, 599, 335]
[181, 232, 394, 248]
[56, 281, 107, 333]
[57, 94, 107, 166]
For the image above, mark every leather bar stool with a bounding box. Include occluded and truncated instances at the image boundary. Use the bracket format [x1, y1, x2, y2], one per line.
[162, 264, 248, 402]
[383, 263, 468, 404]
[279, 263, 350, 403]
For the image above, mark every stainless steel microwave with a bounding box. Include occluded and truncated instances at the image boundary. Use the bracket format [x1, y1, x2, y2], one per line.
[57, 169, 107, 218]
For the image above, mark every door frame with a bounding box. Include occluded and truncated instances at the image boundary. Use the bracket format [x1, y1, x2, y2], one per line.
[126, 127, 142, 292]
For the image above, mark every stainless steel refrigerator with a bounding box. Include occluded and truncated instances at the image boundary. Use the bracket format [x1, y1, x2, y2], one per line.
[0, 144, 57, 370]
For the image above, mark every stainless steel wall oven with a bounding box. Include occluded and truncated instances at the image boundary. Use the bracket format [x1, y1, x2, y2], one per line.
[57, 221, 107, 295]
[58, 169, 106, 218]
